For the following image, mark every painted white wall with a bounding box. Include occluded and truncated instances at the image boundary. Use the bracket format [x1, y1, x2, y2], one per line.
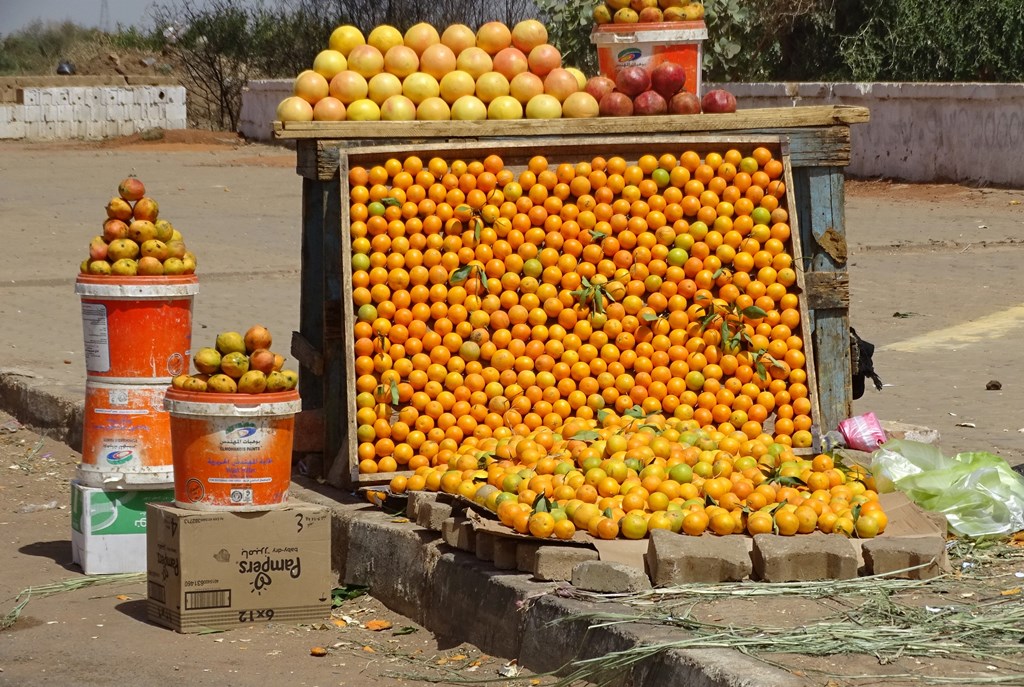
[718, 82, 1024, 187]
[238, 80, 1024, 187]
[0, 85, 187, 140]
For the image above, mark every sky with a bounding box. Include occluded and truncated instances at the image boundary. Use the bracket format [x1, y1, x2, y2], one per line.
[0, 1, 166, 34]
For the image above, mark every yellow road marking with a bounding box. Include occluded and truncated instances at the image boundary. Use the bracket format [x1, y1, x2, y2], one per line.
[882, 303, 1024, 353]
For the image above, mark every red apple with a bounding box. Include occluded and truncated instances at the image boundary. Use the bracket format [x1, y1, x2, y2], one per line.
[668, 91, 702, 114]
[650, 62, 686, 100]
[633, 90, 667, 115]
[584, 76, 617, 102]
[701, 88, 737, 113]
[599, 91, 633, 117]
[615, 66, 650, 98]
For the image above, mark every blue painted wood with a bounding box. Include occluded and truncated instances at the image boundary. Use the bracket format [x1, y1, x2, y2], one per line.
[802, 167, 852, 433]
[298, 174, 325, 410]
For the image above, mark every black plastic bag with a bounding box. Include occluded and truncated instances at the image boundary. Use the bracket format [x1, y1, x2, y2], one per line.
[850, 328, 882, 400]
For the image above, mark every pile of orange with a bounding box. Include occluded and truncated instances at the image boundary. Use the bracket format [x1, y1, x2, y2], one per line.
[350, 146, 812, 476]
[386, 413, 887, 541]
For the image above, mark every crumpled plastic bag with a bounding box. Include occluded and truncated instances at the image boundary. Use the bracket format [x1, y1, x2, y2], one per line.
[870, 439, 1024, 538]
[838, 411, 887, 452]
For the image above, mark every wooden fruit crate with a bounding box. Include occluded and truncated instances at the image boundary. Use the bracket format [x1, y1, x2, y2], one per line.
[276, 106, 868, 488]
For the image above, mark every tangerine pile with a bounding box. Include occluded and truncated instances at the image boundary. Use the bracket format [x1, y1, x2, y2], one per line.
[350, 145, 812, 476]
[386, 413, 887, 541]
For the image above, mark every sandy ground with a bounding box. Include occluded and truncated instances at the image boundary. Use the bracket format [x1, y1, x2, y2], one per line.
[1, 132, 1023, 686]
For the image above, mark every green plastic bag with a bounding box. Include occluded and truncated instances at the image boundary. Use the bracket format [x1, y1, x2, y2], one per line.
[870, 439, 1024, 538]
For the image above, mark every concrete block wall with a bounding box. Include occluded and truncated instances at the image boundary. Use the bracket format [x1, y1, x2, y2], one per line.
[716, 82, 1024, 187]
[0, 85, 187, 140]
[239, 80, 290, 143]
[239, 79, 1024, 187]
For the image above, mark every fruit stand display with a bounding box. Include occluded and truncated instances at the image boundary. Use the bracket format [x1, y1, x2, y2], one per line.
[276, 105, 869, 490]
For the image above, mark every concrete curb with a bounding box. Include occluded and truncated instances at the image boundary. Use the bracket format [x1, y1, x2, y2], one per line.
[0, 370, 84, 450]
[289, 479, 809, 687]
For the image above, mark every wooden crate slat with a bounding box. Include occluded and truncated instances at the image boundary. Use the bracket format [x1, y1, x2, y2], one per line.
[802, 166, 852, 434]
[302, 126, 852, 182]
[274, 105, 870, 140]
[298, 176, 326, 410]
[782, 146, 823, 455]
[327, 152, 361, 488]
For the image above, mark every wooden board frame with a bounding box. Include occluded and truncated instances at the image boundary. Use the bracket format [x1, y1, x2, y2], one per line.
[333, 136, 824, 488]
[275, 105, 870, 141]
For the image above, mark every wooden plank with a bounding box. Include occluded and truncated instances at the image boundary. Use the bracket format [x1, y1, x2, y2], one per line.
[306, 126, 850, 181]
[295, 139, 320, 180]
[290, 330, 324, 376]
[804, 167, 852, 433]
[297, 177, 325, 411]
[274, 105, 870, 140]
[322, 172, 347, 486]
[355, 471, 411, 488]
[804, 272, 850, 310]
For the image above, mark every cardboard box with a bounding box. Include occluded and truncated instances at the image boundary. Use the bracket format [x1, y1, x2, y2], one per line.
[146, 501, 332, 633]
[71, 479, 175, 575]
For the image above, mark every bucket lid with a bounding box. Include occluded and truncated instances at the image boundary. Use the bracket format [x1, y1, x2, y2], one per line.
[591, 22, 708, 44]
[75, 274, 199, 298]
[164, 388, 301, 416]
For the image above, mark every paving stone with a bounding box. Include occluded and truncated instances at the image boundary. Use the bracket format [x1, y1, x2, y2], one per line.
[647, 530, 752, 585]
[415, 500, 452, 532]
[862, 535, 948, 579]
[475, 531, 496, 562]
[492, 537, 518, 570]
[516, 542, 542, 573]
[922, 510, 948, 537]
[571, 560, 651, 593]
[881, 420, 940, 445]
[752, 532, 858, 582]
[441, 517, 475, 552]
[406, 491, 438, 521]
[533, 545, 599, 582]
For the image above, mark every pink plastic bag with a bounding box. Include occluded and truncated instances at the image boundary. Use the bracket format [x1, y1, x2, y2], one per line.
[838, 412, 887, 452]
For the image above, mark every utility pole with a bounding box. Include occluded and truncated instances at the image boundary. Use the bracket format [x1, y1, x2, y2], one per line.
[100, 0, 110, 32]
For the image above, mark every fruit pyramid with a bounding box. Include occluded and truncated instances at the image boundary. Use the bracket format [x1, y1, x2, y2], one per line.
[81, 177, 197, 277]
[277, 19, 602, 122]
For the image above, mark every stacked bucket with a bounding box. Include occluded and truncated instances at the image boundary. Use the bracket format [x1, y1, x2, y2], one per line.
[163, 384, 301, 511]
[75, 274, 199, 489]
[71, 273, 198, 574]
[75, 273, 301, 511]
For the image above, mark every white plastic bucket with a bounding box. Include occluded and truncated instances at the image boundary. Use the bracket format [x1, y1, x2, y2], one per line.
[78, 380, 174, 489]
[75, 274, 198, 384]
[164, 389, 302, 511]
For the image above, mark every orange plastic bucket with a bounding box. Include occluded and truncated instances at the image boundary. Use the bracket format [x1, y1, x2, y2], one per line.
[75, 274, 199, 383]
[78, 380, 174, 489]
[591, 22, 707, 96]
[163, 389, 302, 511]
